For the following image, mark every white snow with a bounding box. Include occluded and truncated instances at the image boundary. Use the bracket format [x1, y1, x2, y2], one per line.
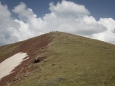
[0, 52, 28, 79]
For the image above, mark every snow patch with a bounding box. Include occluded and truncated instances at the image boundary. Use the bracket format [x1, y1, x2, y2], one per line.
[0, 52, 28, 79]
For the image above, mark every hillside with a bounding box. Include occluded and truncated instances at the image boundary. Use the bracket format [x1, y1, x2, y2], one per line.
[0, 31, 115, 86]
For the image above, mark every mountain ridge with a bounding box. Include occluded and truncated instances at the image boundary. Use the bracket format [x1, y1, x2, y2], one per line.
[0, 31, 115, 86]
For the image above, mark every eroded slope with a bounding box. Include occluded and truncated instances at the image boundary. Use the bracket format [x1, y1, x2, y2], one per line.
[9, 32, 115, 86]
[0, 32, 53, 86]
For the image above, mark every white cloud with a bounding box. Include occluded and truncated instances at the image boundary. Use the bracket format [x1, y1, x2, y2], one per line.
[0, 0, 115, 45]
[12, 2, 46, 35]
[92, 18, 115, 44]
[49, 0, 90, 17]
[0, 2, 20, 45]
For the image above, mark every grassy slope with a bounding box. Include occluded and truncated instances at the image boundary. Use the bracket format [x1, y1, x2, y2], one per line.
[4, 32, 115, 86]
[0, 42, 22, 63]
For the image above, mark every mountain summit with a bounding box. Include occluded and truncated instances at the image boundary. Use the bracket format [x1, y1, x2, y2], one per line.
[0, 31, 115, 86]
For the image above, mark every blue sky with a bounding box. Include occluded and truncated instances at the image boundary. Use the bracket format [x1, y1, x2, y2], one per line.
[0, 0, 115, 45]
[1, 0, 115, 20]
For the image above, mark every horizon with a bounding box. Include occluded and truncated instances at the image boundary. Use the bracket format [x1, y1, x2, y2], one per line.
[0, 0, 115, 45]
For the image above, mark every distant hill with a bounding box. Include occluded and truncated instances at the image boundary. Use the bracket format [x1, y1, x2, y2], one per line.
[0, 31, 115, 86]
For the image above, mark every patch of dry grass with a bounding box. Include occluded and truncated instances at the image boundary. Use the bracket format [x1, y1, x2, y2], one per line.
[4, 32, 115, 86]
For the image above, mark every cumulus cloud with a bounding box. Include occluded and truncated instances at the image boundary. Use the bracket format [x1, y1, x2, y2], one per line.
[49, 0, 90, 17]
[0, 2, 20, 45]
[0, 0, 115, 45]
[93, 18, 115, 44]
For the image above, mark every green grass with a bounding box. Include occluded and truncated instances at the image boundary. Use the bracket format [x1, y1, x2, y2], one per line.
[0, 42, 21, 61]
[3, 32, 115, 86]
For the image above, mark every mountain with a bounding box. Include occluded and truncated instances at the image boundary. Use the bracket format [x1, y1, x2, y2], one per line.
[0, 31, 115, 86]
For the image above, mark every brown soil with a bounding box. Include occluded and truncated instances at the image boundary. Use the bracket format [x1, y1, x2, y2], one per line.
[0, 33, 53, 86]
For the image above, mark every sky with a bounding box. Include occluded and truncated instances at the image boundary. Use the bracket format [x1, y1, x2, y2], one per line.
[0, 0, 115, 45]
